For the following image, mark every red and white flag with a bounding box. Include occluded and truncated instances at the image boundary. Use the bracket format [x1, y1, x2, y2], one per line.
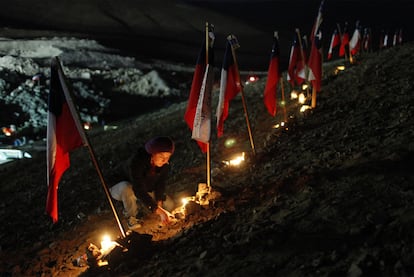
[307, 0, 324, 92]
[184, 26, 215, 153]
[287, 30, 306, 87]
[362, 28, 371, 52]
[339, 23, 350, 57]
[263, 32, 280, 117]
[308, 28, 323, 92]
[46, 57, 87, 223]
[310, 0, 324, 42]
[327, 28, 340, 60]
[349, 23, 362, 55]
[216, 35, 241, 137]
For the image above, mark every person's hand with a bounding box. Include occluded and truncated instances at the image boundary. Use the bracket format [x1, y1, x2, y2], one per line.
[155, 206, 173, 225]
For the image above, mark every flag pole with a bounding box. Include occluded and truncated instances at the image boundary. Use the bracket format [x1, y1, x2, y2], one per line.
[280, 77, 288, 123]
[295, 28, 311, 97]
[205, 22, 212, 192]
[227, 34, 256, 156]
[55, 57, 127, 238]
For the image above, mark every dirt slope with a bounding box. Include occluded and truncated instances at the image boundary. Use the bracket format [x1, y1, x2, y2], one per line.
[1, 43, 414, 276]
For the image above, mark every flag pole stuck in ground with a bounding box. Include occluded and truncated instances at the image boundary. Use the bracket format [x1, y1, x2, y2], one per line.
[308, 0, 325, 108]
[46, 57, 127, 238]
[216, 34, 256, 155]
[184, 22, 215, 190]
[263, 31, 281, 117]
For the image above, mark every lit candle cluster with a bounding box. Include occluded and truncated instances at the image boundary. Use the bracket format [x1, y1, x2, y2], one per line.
[222, 152, 246, 167]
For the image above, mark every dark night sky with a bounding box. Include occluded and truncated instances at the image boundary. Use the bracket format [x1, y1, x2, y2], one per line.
[0, 0, 412, 71]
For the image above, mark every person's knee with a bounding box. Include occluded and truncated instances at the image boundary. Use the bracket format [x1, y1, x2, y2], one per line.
[110, 181, 133, 201]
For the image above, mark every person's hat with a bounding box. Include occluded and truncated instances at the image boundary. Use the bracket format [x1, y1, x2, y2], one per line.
[145, 136, 175, 154]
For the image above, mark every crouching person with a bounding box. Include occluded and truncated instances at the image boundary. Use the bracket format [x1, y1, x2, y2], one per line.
[110, 136, 176, 230]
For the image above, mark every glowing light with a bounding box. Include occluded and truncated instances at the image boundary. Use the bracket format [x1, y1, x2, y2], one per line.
[223, 152, 245, 167]
[290, 90, 298, 99]
[182, 197, 192, 206]
[2, 127, 12, 136]
[298, 93, 306, 104]
[104, 125, 118, 131]
[280, 100, 286, 107]
[224, 138, 237, 148]
[334, 65, 346, 75]
[300, 105, 311, 112]
[83, 122, 91, 130]
[100, 234, 117, 256]
[301, 83, 309, 90]
[273, 121, 287, 130]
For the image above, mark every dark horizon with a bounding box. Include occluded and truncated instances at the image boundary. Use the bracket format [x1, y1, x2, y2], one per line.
[0, 0, 412, 71]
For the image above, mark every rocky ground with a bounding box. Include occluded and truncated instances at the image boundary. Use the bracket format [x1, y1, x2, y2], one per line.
[1, 42, 414, 277]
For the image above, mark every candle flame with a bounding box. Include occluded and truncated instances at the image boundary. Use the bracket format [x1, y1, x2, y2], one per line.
[100, 234, 118, 256]
[223, 152, 245, 167]
[298, 93, 306, 104]
[300, 105, 311, 112]
[334, 65, 346, 75]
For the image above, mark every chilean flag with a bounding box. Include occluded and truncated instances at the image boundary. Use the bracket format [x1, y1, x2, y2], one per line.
[308, 28, 323, 92]
[287, 31, 306, 87]
[216, 37, 241, 137]
[339, 23, 350, 57]
[184, 28, 214, 153]
[349, 23, 362, 56]
[46, 57, 87, 223]
[327, 28, 340, 60]
[263, 32, 280, 117]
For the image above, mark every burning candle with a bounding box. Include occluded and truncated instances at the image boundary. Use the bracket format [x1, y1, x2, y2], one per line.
[223, 152, 245, 167]
[100, 234, 117, 256]
[298, 93, 306, 104]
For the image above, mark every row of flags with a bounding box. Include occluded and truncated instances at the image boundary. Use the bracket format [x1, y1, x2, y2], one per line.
[185, 2, 326, 154]
[327, 23, 404, 61]
[46, 0, 405, 224]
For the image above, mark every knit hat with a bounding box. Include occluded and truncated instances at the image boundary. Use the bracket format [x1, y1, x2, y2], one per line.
[145, 136, 175, 154]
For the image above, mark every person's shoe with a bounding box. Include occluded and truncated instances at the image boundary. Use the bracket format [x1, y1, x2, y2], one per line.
[128, 217, 143, 230]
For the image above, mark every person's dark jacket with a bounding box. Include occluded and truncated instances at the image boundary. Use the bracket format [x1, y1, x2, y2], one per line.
[125, 147, 170, 212]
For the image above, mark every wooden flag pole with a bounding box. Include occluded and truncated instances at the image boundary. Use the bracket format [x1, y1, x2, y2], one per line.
[55, 57, 127, 238]
[84, 139, 127, 238]
[205, 22, 211, 192]
[280, 76, 288, 122]
[227, 34, 256, 156]
[311, 86, 317, 108]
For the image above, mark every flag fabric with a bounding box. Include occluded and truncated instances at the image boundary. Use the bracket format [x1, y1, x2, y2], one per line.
[308, 28, 323, 92]
[339, 23, 350, 57]
[263, 32, 280, 117]
[287, 31, 306, 87]
[327, 28, 340, 60]
[349, 23, 362, 55]
[310, 0, 324, 42]
[383, 32, 389, 48]
[397, 29, 403, 45]
[307, 0, 324, 92]
[362, 28, 371, 52]
[216, 36, 241, 137]
[192, 61, 214, 144]
[184, 28, 215, 153]
[46, 57, 87, 223]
